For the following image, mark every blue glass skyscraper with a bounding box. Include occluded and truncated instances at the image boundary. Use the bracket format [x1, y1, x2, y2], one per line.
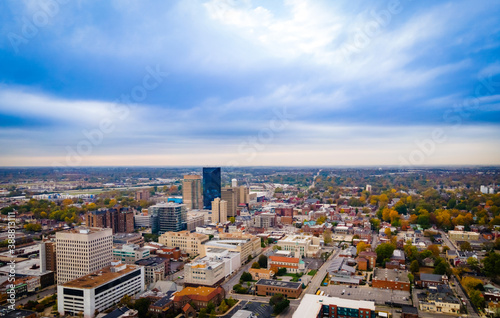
[203, 167, 221, 209]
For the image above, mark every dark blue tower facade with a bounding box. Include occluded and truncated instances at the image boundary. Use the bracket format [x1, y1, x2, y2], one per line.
[203, 167, 221, 209]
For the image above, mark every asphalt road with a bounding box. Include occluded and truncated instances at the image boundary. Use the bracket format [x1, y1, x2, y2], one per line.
[222, 246, 271, 294]
[17, 286, 56, 306]
[305, 247, 339, 295]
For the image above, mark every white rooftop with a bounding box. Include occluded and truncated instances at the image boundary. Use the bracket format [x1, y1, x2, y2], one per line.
[293, 294, 375, 318]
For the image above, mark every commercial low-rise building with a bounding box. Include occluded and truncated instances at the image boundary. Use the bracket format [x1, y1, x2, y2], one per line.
[448, 230, 480, 241]
[172, 286, 225, 310]
[293, 294, 376, 318]
[248, 268, 274, 280]
[113, 244, 150, 264]
[255, 279, 302, 298]
[57, 262, 145, 318]
[418, 286, 460, 314]
[372, 268, 410, 291]
[135, 257, 169, 286]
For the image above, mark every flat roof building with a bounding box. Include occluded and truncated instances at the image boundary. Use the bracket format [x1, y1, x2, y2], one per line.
[293, 294, 376, 318]
[56, 227, 113, 285]
[255, 279, 302, 298]
[58, 262, 144, 318]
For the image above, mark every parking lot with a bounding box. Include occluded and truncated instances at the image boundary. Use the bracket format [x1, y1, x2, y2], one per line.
[319, 285, 412, 305]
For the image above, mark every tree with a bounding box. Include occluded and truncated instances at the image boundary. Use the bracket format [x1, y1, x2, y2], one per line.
[251, 262, 260, 269]
[240, 272, 252, 282]
[469, 289, 485, 309]
[133, 298, 151, 317]
[24, 223, 42, 232]
[323, 229, 332, 245]
[375, 243, 396, 265]
[460, 241, 472, 251]
[258, 255, 268, 268]
[433, 258, 451, 276]
[357, 242, 369, 255]
[247, 255, 252, 263]
[229, 217, 235, 224]
[410, 260, 420, 273]
[427, 244, 440, 258]
[199, 308, 208, 318]
[408, 273, 414, 283]
[483, 252, 500, 278]
[218, 299, 228, 313]
[384, 227, 392, 238]
[276, 268, 287, 276]
[467, 257, 480, 272]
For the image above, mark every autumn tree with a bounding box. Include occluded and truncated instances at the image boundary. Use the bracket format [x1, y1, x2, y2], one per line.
[427, 245, 440, 258]
[323, 229, 332, 245]
[357, 242, 370, 255]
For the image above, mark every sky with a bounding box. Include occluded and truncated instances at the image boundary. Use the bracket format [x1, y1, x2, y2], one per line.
[1, 0, 500, 167]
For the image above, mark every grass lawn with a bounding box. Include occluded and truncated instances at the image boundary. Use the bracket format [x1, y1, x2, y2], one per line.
[308, 270, 318, 276]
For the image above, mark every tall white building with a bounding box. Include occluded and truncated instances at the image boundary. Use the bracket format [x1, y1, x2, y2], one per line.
[232, 178, 238, 187]
[58, 262, 144, 318]
[211, 197, 227, 224]
[56, 228, 113, 285]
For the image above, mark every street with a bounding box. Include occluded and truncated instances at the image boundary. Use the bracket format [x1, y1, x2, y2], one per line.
[17, 286, 56, 306]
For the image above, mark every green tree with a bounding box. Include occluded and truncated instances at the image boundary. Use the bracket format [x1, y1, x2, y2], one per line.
[408, 273, 414, 283]
[133, 298, 151, 317]
[323, 229, 333, 245]
[483, 252, 500, 278]
[229, 217, 235, 224]
[251, 262, 260, 269]
[469, 290, 485, 309]
[375, 242, 396, 265]
[410, 260, 420, 273]
[460, 241, 472, 251]
[199, 308, 208, 318]
[240, 272, 252, 282]
[258, 255, 268, 268]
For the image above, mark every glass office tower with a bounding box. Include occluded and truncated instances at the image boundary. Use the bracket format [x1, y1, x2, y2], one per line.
[203, 167, 221, 209]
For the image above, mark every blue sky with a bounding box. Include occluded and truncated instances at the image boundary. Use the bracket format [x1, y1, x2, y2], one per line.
[1, 0, 500, 166]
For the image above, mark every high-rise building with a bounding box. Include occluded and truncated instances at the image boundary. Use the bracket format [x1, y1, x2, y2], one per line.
[136, 189, 151, 201]
[85, 208, 134, 233]
[211, 197, 227, 224]
[231, 179, 238, 187]
[236, 186, 250, 205]
[56, 227, 113, 285]
[183, 175, 203, 210]
[152, 203, 187, 234]
[40, 241, 57, 273]
[221, 187, 237, 217]
[203, 167, 221, 209]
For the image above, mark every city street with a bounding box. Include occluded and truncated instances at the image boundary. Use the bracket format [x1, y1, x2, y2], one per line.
[17, 286, 56, 306]
[304, 248, 339, 295]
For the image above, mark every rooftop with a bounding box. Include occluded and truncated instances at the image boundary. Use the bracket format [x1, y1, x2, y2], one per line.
[293, 294, 375, 318]
[256, 279, 301, 289]
[373, 268, 410, 283]
[63, 264, 141, 289]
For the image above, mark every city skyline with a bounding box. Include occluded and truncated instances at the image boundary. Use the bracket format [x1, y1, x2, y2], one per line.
[1, 1, 500, 166]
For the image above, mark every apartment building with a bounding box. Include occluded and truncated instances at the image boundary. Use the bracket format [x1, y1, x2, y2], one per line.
[56, 228, 113, 285]
[158, 231, 209, 256]
[85, 208, 134, 233]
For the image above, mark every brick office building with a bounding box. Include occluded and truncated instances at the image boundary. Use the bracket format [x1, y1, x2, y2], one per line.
[372, 268, 410, 291]
[255, 279, 302, 298]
